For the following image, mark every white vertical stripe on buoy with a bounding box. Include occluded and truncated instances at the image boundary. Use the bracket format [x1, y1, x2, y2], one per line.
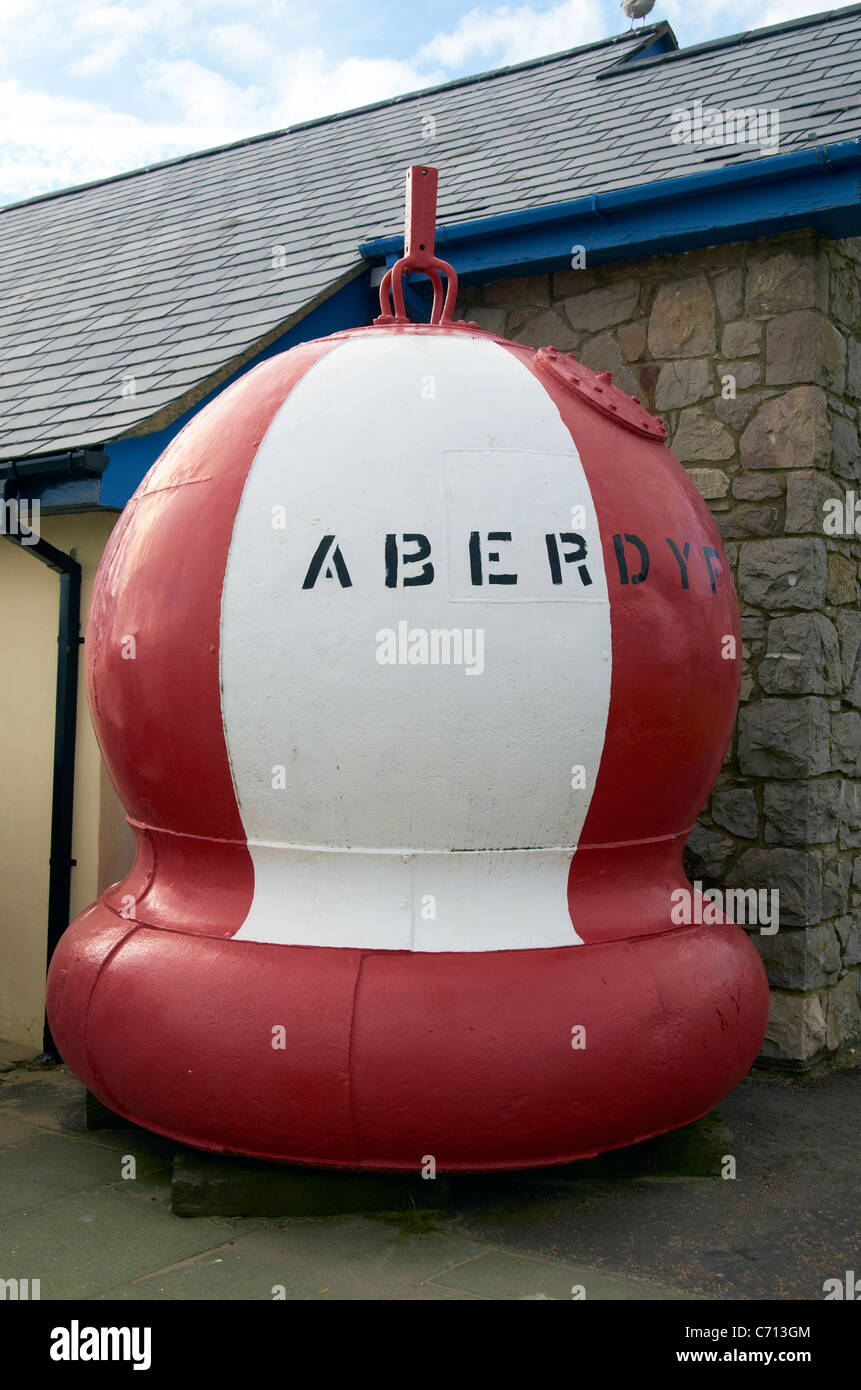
[221, 332, 611, 950]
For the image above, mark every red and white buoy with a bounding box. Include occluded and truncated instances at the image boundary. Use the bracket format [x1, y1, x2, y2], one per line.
[47, 167, 768, 1169]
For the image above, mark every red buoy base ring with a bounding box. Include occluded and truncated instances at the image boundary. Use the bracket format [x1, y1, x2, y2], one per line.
[47, 903, 768, 1171]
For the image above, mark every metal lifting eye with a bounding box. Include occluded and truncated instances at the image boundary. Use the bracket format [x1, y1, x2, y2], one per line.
[374, 165, 459, 326]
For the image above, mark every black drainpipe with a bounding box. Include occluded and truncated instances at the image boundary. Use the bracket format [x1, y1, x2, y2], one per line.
[3, 474, 91, 1063]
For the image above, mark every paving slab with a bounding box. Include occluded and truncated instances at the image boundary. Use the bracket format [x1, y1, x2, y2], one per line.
[427, 1249, 690, 1300]
[0, 1114, 41, 1147]
[0, 1132, 169, 1219]
[0, 1072, 111, 1137]
[0, 1187, 254, 1300]
[130, 1218, 487, 1301]
[90, 1284, 183, 1301]
[386, 1283, 482, 1300]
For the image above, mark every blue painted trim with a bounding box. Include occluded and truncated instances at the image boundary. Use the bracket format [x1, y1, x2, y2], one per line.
[359, 139, 861, 279]
[628, 32, 676, 62]
[101, 272, 370, 509]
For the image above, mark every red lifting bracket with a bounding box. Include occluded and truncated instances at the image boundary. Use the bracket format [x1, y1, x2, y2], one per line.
[374, 166, 459, 325]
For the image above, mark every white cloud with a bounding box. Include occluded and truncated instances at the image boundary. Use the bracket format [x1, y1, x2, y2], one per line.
[145, 57, 266, 127]
[144, 46, 437, 138]
[0, 0, 42, 38]
[659, 0, 833, 40]
[205, 23, 278, 72]
[418, 0, 606, 68]
[759, 0, 831, 27]
[266, 50, 442, 126]
[0, 79, 242, 201]
[67, 1, 183, 76]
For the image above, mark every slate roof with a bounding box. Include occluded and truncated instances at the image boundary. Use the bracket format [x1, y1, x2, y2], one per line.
[2, 6, 861, 462]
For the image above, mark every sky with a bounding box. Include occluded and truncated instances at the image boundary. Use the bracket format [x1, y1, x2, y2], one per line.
[0, 0, 844, 207]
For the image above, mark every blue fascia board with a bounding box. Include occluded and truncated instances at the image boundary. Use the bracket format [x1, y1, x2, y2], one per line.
[359, 139, 861, 281]
[100, 271, 370, 509]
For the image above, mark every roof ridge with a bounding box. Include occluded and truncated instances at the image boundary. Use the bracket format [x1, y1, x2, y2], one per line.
[628, 3, 861, 70]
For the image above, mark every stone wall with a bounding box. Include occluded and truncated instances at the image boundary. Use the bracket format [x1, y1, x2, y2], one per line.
[458, 229, 861, 1067]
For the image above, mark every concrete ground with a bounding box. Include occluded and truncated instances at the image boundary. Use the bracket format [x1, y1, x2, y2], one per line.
[0, 1043, 857, 1301]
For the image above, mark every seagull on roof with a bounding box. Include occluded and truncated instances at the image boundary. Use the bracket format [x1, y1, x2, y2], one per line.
[621, 0, 655, 27]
